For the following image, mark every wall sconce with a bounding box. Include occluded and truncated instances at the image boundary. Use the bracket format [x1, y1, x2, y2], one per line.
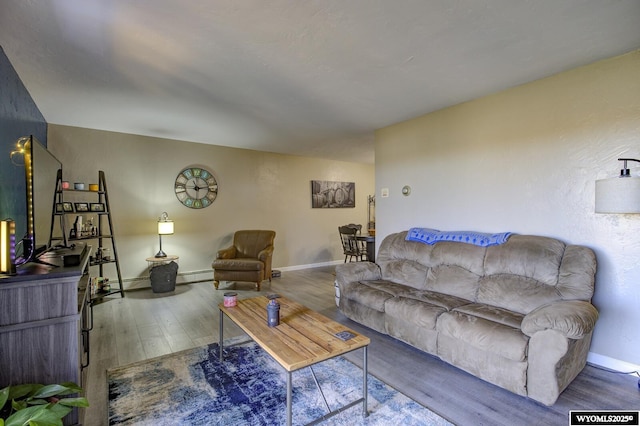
[1, 219, 17, 274]
[156, 212, 174, 258]
[595, 158, 640, 213]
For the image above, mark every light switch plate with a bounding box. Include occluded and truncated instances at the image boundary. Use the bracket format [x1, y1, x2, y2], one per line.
[381, 188, 389, 198]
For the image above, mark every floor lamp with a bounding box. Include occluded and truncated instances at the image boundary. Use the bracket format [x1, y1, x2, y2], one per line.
[156, 212, 174, 258]
[595, 157, 640, 389]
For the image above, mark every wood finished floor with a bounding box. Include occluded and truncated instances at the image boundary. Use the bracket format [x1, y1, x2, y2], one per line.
[84, 266, 640, 425]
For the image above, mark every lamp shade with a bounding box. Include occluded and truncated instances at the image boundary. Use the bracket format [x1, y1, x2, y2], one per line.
[595, 177, 640, 213]
[158, 220, 174, 235]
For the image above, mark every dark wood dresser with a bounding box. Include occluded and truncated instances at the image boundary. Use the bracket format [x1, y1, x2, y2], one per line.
[0, 245, 91, 425]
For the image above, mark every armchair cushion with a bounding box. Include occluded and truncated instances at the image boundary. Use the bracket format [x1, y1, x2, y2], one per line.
[212, 258, 264, 271]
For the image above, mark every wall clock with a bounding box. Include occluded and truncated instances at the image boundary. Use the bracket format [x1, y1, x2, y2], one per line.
[174, 167, 218, 209]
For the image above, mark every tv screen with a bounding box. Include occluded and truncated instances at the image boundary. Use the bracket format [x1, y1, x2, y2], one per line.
[16, 136, 62, 263]
[31, 137, 62, 253]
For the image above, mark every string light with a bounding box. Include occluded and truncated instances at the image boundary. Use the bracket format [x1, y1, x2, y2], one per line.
[10, 136, 30, 166]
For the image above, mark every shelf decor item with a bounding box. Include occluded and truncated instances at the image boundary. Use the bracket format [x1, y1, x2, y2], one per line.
[90, 203, 105, 212]
[156, 212, 174, 258]
[74, 202, 89, 212]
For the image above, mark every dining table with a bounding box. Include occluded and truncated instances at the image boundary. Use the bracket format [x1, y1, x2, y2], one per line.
[355, 234, 375, 262]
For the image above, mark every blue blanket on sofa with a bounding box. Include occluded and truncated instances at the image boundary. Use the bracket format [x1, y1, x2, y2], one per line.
[406, 228, 513, 247]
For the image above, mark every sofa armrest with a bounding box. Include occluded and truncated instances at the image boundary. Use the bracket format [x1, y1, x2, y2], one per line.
[257, 245, 274, 262]
[216, 246, 237, 259]
[521, 300, 598, 339]
[335, 262, 382, 287]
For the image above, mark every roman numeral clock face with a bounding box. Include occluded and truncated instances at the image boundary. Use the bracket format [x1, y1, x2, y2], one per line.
[174, 167, 218, 209]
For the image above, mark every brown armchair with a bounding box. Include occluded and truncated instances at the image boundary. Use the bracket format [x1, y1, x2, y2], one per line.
[212, 230, 276, 291]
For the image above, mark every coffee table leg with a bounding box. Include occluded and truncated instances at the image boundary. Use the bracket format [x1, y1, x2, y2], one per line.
[363, 346, 369, 418]
[287, 371, 292, 426]
[219, 309, 224, 361]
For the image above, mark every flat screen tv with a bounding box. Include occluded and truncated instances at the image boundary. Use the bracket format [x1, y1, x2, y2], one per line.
[15, 135, 63, 264]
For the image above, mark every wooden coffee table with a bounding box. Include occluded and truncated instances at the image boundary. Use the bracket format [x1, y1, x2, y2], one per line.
[219, 296, 370, 426]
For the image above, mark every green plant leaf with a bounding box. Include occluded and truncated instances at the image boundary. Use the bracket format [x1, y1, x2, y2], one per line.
[4, 404, 68, 426]
[24, 400, 47, 407]
[0, 387, 9, 411]
[53, 383, 81, 396]
[47, 404, 68, 414]
[4, 405, 49, 426]
[30, 386, 68, 400]
[57, 398, 88, 408]
[43, 403, 71, 421]
[11, 400, 27, 412]
[0, 383, 84, 426]
[7, 385, 41, 402]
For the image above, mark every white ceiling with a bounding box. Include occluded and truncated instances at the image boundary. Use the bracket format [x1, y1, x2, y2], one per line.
[1, 1, 639, 164]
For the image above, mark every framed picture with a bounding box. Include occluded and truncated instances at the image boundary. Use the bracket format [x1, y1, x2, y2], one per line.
[74, 202, 89, 212]
[55, 203, 63, 213]
[311, 180, 355, 208]
[63, 202, 74, 212]
[90, 203, 105, 212]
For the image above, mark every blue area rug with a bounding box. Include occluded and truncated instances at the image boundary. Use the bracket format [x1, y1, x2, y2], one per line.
[108, 338, 451, 425]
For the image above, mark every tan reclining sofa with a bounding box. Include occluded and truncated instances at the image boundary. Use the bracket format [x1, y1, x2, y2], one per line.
[335, 230, 598, 405]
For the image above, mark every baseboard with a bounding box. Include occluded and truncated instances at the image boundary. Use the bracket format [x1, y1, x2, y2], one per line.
[274, 260, 342, 272]
[587, 352, 640, 374]
[120, 261, 342, 291]
[122, 269, 213, 291]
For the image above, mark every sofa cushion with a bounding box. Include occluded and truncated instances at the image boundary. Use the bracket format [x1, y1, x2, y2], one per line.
[557, 245, 597, 300]
[425, 265, 481, 301]
[396, 288, 471, 311]
[437, 311, 529, 362]
[379, 260, 428, 290]
[429, 241, 486, 275]
[484, 235, 565, 286]
[477, 274, 563, 315]
[452, 303, 524, 329]
[341, 280, 407, 312]
[385, 297, 447, 329]
[376, 231, 436, 265]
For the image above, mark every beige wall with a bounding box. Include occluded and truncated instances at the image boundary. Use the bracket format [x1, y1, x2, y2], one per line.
[48, 125, 374, 288]
[375, 50, 640, 369]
